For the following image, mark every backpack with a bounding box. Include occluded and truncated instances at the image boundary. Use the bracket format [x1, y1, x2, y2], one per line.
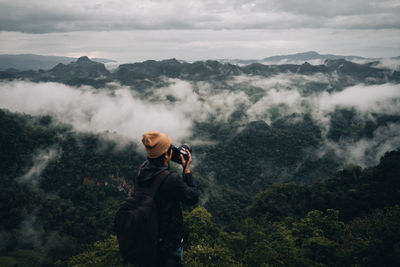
[115, 169, 170, 265]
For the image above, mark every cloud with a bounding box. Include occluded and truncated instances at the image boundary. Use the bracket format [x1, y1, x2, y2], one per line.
[0, 79, 251, 147]
[230, 73, 330, 91]
[0, 81, 194, 144]
[1, 76, 399, 167]
[16, 147, 61, 189]
[319, 122, 400, 167]
[267, 0, 400, 19]
[1, 1, 399, 62]
[230, 77, 400, 166]
[317, 83, 400, 114]
[0, 0, 399, 33]
[373, 58, 400, 71]
[152, 79, 251, 122]
[2, 78, 399, 135]
[241, 79, 400, 121]
[0, 79, 256, 144]
[1, 29, 399, 62]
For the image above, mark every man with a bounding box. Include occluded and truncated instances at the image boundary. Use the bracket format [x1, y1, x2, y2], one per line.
[138, 131, 199, 266]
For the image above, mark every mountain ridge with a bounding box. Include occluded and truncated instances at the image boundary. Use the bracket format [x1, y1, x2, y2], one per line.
[1, 56, 399, 90]
[2, 51, 399, 72]
[263, 51, 368, 61]
[219, 51, 392, 65]
[0, 54, 116, 71]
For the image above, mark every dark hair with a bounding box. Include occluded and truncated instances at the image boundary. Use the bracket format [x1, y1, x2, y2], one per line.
[147, 146, 172, 166]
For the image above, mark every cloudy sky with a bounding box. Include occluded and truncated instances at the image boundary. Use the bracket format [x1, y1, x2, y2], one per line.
[0, 0, 399, 62]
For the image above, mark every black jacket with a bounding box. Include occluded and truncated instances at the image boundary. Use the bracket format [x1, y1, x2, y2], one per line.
[136, 160, 198, 249]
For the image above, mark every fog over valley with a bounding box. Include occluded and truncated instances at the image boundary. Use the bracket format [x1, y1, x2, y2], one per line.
[1, 57, 399, 169]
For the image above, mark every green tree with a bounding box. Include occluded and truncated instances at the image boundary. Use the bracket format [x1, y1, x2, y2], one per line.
[292, 210, 346, 265]
[62, 235, 124, 267]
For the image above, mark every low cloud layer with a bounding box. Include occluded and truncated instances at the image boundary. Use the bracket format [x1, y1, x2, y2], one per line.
[244, 79, 400, 123]
[0, 81, 193, 143]
[373, 58, 400, 71]
[318, 84, 400, 114]
[1, 77, 399, 166]
[0, 80, 251, 144]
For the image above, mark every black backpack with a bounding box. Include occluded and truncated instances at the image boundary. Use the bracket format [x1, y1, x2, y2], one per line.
[115, 169, 169, 265]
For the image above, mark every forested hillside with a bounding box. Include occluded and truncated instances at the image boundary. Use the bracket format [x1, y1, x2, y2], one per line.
[61, 150, 400, 267]
[0, 110, 141, 265]
[0, 57, 399, 266]
[0, 109, 399, 266]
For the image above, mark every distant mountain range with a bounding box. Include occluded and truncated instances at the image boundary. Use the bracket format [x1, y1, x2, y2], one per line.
[219, 51, 391, 65]
[2, 51, 399, 72]
[1, 55, 399, 92]
[0, 54, 116, 71]
[263, 51, 367, 61]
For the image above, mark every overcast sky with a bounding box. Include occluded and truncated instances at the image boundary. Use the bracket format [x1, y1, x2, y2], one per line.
[0, 0, 399, 62]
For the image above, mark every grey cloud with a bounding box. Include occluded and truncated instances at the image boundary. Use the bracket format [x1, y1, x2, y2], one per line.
[0, 0, 399, 33]
[1, 29, 398, 62]
[0, 0, 220, 33]
[265, 0, 400, 17]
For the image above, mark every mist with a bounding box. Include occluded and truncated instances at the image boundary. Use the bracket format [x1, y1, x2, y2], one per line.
[17, 147, 61, 189]
[0, 80, 252, 143]
[319, 122, 400, 167]
[16, 211, 76, 255]
[373, 58, 400, 72]
[0, 81, 193, 143]
[1, 76, 399, 167]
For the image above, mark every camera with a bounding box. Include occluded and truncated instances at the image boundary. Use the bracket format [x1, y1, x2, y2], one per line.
[171, 145, 192, 164]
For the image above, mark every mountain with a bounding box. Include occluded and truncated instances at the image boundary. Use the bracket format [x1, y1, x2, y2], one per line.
[0, 54, 115, 71]
[262, 51, 367, 62]
[1, 56, 399, 91]
[115, 59, 241, 81]
[48, 56, 110, 78]
[220, 51, 371, 65]
[114, 58, 399, 89]
[0, 56, 112, 88]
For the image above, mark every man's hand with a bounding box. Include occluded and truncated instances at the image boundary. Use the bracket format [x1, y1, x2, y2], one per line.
[180, 149, 192, 174]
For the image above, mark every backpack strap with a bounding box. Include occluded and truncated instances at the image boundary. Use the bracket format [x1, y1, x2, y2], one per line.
[133, 161, 147, 189]
[135, 170, 170, 198]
